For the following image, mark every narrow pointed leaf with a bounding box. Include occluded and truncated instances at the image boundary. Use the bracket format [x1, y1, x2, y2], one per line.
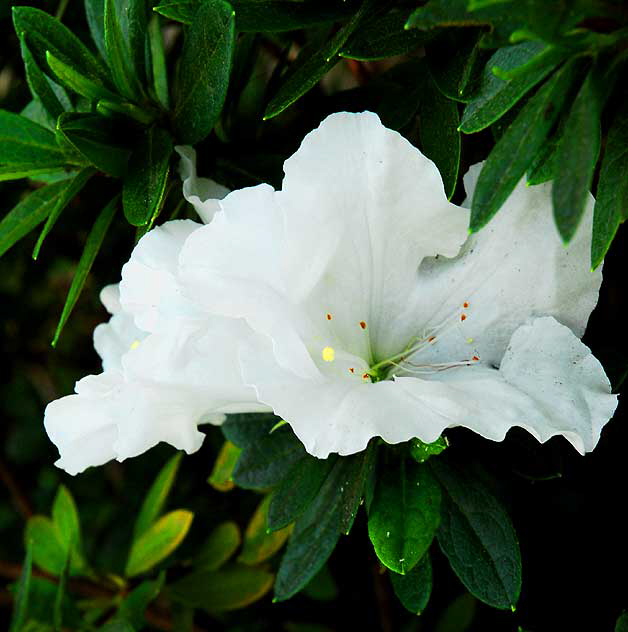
[173, 0, 235, 144]
[195, 521, 241, 570]
[33, 167, 95, 259]
[133, 453, 183, 540]
[53, 195, 118, 346]
[552, 69, 601, 243]
[85, 0, 107, 57]
[390, 554, 432, 616]
[208, 440, 241, 491]
[470, 61, 580, 232]
[148, 16, 169, 108]
[123, 126, 173, 226]
[9, 541, 33, 632]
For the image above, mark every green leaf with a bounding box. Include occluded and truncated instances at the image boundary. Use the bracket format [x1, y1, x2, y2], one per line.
[155, 0, 357, 31]
[56, 113, 131, 177]
[526, 130, 560, 185]
[368, 459, 441, 574]
[148, 15, 169, 108]
[552, 69, 602, 244]
[195, 521, 241, 571]
[616, 613, 628, 632]
[45, 51, 120, 102]
[52, 485, 82, 553]
[12, 6, 111, 86]
[591, 105, 628, 269]
[53, 549, 70, 631]
[434, 593, 477, 632]
[432, 460, 521, 610]
[460, 42, 566, 133]
[0, 180, 74, 258]
[0, 109, 69, 179]
[32, 167, 95, 259]
[470, 60, 580, 232]
[19, 37, 66, 120]
[85, 0, 107, 58]
[126, 509, 193, 577]
[123, 126, 173, 227]
[117, 574, 165, 629]
[238, 495, 292, 565]
[221, 413, 279, 448]
[268, 455, 335, 531]
[168, 564, 274, 611]
[52, 194, 118, 346]
[390, 554, 432, 616]
[100, 622, 136, 632]
[208, 440, 241, 491]
[410, 437, 448, 463]
[417, 68, 461, 199]
[104, 0, 145, 98]
[9, 541, 33, 632]
[274, 445, 376, 601]
[341, 9, 427, 61]
[173, 0, 235, 144]
[264, 0, 376, 120]
[25, 516, 68, 576]
[231, 425, 306, 490]
[133, 453, 183, 541]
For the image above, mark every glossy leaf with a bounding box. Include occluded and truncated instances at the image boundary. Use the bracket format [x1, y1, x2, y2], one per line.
[368, 459, 441, 574]
[173, 0, 235, 144]
[552, 69, 601, 244]
[470, 60, 580, 232]
[123, 126, 173, 227]
[195, 521, 241, 571]
[264, 0, 376, 120]
[433, 461, 522, 610]
[168, 565, 274, 612]
[85, 0, 107, 57]
[32, 167, 95, 259]
[148, 15, 169, 108]
[390, 554, 432, 616]
[238, 495, 292, 565]
[591, 105, 628, 269]
[460, 41, 565, 133]
[208, 440, 241, 491]
[52, 195, 118, 346]
[0, 180, 74, 259]
[9, 541, 33, 632]
[267, 455, 334, 531]
[274, 445, 376, 601]
[133, 453, 183, 541]
[125, 509, 193, 577]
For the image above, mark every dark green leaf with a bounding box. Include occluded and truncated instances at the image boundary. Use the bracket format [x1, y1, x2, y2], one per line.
[123, 126, 173, 227]
[173, 1, 235, 144]
[390, 553, 432, 616]
[9, 541, 33, 632]
[232, 425, 305, 490]
[46, 51, 120, 102]
[264, 0, 376, 120]
[169, 564, 274, 611]
[56, 113, 131, 177]
[368, 459, 440, 574]
[526, 131, 560, 185]
[85, 0, 107, 57]
[0, 109, 69, 179]
[20, 37, 66, 120]
[552, 69, 601, 243]
[52, 195, 118, 346]
[433, 461, 522, 610]
[274, 445, 375, 601]
[221, 413, 279, 448]
[417, 69, 461, 199]
[133, 453, 183, 540]
[12, 6, 110, 86]
[117, 574, 165, 628]
[268, 455, 335, 531]
[0, 180, 74, 258]
[470, 60, 580, 232]
[410, 437, 448, 463]
[460, 42, 566, 133]
[616, 613, 628, 632]
[33, 167, 95, 259]
[148, 16, 169, 108]
[341, 9, 427, 61]
[591, 104, 628, 269]
[195, 521, 241, 570]
[53, 550, 70, 631]
[126, 509, 193, 577]
[434, 593, 477, 632]
[100, 622, 136, 632]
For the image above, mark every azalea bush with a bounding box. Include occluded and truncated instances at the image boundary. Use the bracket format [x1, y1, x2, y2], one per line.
[2, 0, 628, 630]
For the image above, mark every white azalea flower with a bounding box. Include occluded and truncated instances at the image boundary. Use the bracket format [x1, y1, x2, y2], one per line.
[180, 111, 618, 459]
[44, 162, 263, 475]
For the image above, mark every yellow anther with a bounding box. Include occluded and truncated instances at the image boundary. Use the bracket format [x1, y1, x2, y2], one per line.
[130, 340, 141, 350]
[466, 338, 474, 344]
[322, 346, 335, 362]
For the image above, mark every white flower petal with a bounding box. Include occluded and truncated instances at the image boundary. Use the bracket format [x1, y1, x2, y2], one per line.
[93, 311, 146, 372]
[99, 283, 122, 314]
[120, 219, 203, 333]
[410, 165, 601, 367]
[176, 145, 229, 224]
